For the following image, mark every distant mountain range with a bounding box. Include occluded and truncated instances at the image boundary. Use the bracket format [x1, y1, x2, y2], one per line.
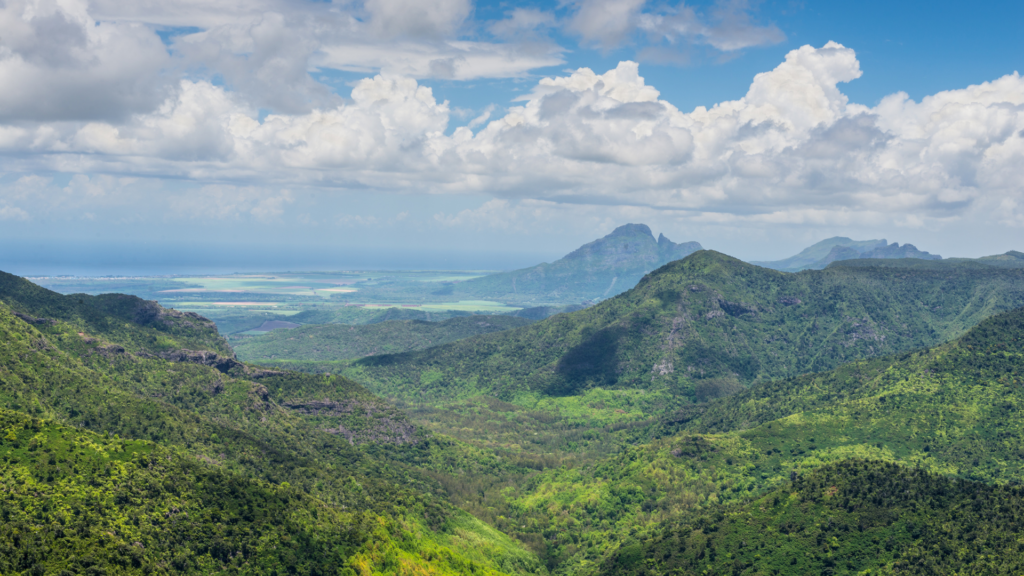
[345, 223, 702, 305]
[752, 236, 941, 271]
[313, 250, 1024, 405]
[450, 223, 702, 303]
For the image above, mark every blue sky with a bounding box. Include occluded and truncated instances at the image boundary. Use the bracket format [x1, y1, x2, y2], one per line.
[0, 0, 1022, 274]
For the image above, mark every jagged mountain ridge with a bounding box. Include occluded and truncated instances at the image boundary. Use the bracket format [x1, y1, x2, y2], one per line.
[346, 224, 702, 306]
[452, 223, 702, 303]
[753, 236, 941, 271]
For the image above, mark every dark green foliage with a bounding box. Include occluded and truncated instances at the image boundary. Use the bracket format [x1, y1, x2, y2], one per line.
[234, 315, 534, 362]
[467, 305, 1024, 573]
[602, 460, 1024, 575]
[0, 409, 366, 574]
[336, 251, 1024, 404]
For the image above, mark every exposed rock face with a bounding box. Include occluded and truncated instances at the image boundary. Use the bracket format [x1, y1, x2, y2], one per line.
[157, 349, 242, 373]
[12, 312, 57, 326]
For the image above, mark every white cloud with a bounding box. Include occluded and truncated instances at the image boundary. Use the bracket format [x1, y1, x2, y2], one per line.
[489, 8, 557, 39]
[2, 41, 1023, 241]
[638, 0, 785, 52]
[317, 40, 564, 80]
[0, 0, 171, 121]
[172, 12, 341, 114]
[0, 205, 30, 221]
[566, 0, 784, 53]
[566, 0, 648, 49]
[363, 0, 471, 40]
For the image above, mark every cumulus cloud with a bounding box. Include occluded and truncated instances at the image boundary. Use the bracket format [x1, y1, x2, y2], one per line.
[172, 12, 341, 114]
[2, 41, 1023, 236]
[0, 0, 171, 122]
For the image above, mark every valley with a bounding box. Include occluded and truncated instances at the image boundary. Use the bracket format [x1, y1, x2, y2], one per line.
[6, 231, 1024, 574]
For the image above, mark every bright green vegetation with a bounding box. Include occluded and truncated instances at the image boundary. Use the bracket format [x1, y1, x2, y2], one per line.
[234, 316, 535, 363]
[14, 253, 1024, 575]
[603, 460, 1024, 575]
[753, 237, 941, 271]
[347, 224, 701, 306]
[450, 306, 1024, 573]
[0, 270, 545, 575]
[333, 251, 1024, 405]
[0, 409, 532, 575]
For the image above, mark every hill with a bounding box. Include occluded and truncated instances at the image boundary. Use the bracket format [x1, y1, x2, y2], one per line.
[0, 271, 545, 574]
[345, 224, 702, 306]
[601, 460, 1024, 576]
[233, 315, 535, 363]
[753, 237, 941, 271]
[328, 250, 1024, 404]
[477, 305, 1024, 573]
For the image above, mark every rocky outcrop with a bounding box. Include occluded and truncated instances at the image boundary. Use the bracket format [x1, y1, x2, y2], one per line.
[12, 312, 57, 326]
[156, 349, 243, 373]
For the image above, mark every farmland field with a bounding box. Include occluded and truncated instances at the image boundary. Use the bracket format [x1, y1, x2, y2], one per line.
[31, 270, 517, 334]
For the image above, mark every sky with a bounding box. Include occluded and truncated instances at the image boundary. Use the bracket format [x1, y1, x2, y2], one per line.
[1, 0, 1023, 274]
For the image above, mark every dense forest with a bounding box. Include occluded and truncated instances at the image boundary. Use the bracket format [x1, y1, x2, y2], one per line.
[233, 315, 534, 363]
[4, 251, 1024, 574]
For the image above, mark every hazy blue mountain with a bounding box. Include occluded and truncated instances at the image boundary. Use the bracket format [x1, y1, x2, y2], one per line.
[753, 236, 941, 271]
[435, 223, 702, 304]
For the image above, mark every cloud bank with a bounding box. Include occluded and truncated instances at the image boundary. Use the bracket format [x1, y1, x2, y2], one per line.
[0, 0, 1022, 258]
[4, 38, 1023, 231]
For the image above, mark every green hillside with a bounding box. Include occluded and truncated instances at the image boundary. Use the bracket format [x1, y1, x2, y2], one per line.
[330, 251, 1024, 405]
[234, 315, 535, 363]
[9, 262, 1024, 575]
[345, 224, 702, 306]
[0, 408, 527, 575]
[602, 460, 1024, 576]
[0, 272, 545, 575]
[466, 306, 1024, 573]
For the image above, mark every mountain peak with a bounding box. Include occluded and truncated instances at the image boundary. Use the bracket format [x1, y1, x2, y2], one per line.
[607, 223, 654, 239]
[442, 224, 701, 303]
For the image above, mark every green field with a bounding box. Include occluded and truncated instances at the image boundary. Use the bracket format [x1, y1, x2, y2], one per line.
[32, 271, 514, 334]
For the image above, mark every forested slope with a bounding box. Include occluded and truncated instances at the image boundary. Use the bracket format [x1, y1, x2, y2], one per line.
[338, 251, 1024, 403]
[602, 460, 1024, 575]
[0, 272, 544, 575]
[479, 306, 1024, 573]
